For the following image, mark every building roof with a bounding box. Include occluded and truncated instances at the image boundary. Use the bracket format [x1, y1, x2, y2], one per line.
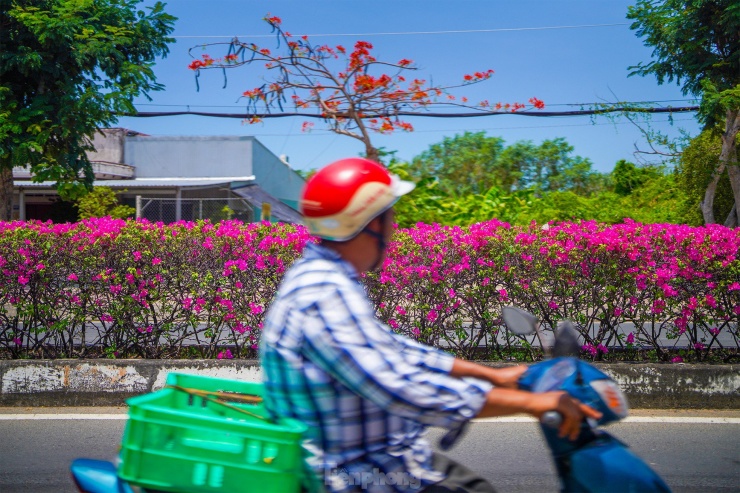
[232, 184, 303, 223]
[14, 177, 256, 189]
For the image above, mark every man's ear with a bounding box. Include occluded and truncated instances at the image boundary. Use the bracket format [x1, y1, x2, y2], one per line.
[366, 215, 383, 231]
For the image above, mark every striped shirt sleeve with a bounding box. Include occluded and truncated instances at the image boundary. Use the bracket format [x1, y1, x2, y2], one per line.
[301, 280, 491, 427]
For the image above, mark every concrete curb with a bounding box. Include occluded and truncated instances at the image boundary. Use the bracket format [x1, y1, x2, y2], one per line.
[0, 360, 737, 409]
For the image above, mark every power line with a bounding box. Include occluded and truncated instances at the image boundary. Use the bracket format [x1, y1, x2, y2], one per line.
[121, 105, 699, 119]
[174, 23, 629, 40]
[132, 99, 698, 110]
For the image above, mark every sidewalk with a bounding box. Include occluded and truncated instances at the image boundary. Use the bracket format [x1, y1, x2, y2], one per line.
[0, 359, 737, 408]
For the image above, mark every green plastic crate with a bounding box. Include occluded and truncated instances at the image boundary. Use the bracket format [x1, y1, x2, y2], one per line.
[118, 373, 307, 493]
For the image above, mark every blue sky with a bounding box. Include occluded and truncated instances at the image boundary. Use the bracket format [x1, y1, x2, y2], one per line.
[117, 0, 700, 173]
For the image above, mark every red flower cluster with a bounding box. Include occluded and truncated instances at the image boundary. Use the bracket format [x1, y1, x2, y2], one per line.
[187, 54, 214, 71]
[242, 88, 264, 99]
[349, 41, 376, 70]
[529, 97, 545, 109]
[463, 69, 494, 82]
[353, 74, 392, 93]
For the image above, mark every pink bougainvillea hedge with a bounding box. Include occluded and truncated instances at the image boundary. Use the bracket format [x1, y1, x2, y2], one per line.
[1, 218, 738, 361]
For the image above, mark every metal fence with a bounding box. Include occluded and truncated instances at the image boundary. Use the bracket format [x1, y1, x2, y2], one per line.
[135, 196, 254, 224]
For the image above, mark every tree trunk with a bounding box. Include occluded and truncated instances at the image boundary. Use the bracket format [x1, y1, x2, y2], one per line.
[723, 204, 737, 228]
[722, 110, 740, 226]
[365, 144, 380, 164]
[0, 166, 14, 222]
[704, 109, 740, 225]
[701, 164, 723, 224]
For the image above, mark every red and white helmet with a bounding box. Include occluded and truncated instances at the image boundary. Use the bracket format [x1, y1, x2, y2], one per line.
[300, 158, 415, 241]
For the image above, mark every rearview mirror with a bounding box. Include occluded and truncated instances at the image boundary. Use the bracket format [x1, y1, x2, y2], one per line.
[501, 307, 538, 336]
[552, 321, 581, 358]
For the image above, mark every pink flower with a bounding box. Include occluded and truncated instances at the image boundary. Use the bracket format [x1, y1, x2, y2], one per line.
[448, 288, 456, 298]
[705, 294, 717, 309]
[498, 288, 508, 301]
[396, 306, 407, 316]
[388, 319, 399, 329]
[67, 273, 78, 281]
[582, 344, 598, 356]
[217, 349, 234, 359]
[13, 337, 22, 345]
[626, 332, 635, 344]
[614, 308, 623, 317]
[671, 356, 684, 363]
[249, 302, 264, 315]
[728, 282, 740, 291]
[662, 285, 678, 297]
[548, 301, 559, 310]
[652, 299, 666, 314]
[426, 309, 438, 322]
[693, 342, 705, 350]
[412, 327, 421, 338]
[133, 251, 142, 261]
[152, 258, 162, 265]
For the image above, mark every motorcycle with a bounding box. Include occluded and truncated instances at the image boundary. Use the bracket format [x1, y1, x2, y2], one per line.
[441, 306, 672, 493]
[71, 307, 672, 493]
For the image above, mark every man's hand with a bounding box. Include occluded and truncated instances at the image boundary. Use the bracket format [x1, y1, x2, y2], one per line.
[488, 365, 528, 388]
[475, 387, 603, 441]
[449, 359, 527, 388]
[527, 391, 603, 440]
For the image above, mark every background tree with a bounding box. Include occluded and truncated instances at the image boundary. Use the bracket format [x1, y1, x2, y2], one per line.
[407, 132, 600, 197]
[612, 159, 663, 195]
[627, 0, 739, 225]
[392, 134, 683, 228]
[676, 128, 734, 225]
[75, 186, 135, 220]
[408, 132, 507, 195]
[502, 138, 599, 194]
[188, 14, 544, 163]
[0, 0, 176, 221]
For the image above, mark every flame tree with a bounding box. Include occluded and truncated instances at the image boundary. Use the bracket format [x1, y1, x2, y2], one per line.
[188, 14, 544, 163]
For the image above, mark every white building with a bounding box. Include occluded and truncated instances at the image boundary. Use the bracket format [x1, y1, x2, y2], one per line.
[12, 128, 305, 223]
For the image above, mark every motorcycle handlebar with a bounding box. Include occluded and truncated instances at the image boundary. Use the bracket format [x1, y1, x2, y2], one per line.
[540, 411, 562, 429]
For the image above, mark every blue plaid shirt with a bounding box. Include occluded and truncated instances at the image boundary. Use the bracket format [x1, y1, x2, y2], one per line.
[260, 243, 491, 492]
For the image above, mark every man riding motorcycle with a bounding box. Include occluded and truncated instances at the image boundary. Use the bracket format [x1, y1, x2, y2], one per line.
[260, 157, 601, 492]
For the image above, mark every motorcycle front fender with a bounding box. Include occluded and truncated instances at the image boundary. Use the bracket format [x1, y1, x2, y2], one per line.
[70, 458, 137, 493]
[554, 433, 672, 493]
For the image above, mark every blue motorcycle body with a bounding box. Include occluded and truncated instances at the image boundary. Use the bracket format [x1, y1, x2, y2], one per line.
[519, 357, 671, 493]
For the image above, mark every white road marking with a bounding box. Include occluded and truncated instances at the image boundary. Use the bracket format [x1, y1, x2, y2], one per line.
[0, 414, 128, 420]
[473, 416, 740, 424]
[0, 414, 737, 424]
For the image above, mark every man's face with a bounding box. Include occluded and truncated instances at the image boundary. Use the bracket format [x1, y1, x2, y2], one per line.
[382, 208, 395, 243]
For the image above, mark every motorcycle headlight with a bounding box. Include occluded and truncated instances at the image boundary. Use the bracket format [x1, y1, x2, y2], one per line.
[590, 379, 629, 419]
